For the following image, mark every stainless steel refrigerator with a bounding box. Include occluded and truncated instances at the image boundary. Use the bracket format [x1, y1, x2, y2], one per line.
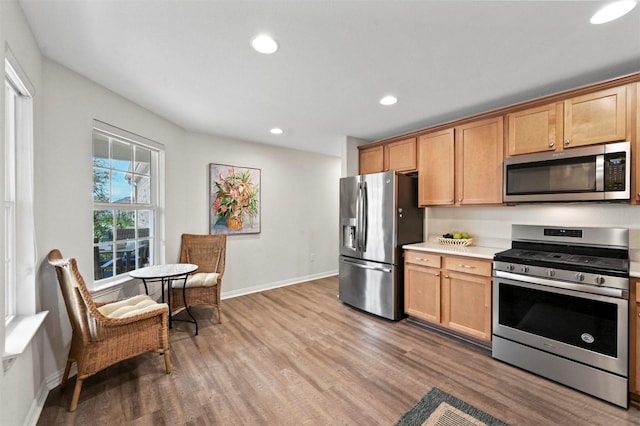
[338, 171, 423, 320]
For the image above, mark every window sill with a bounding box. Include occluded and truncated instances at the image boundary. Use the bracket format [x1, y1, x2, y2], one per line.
[2, 311, 48, 363]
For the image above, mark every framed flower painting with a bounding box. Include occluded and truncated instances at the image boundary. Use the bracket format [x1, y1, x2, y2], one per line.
[209, 164, 261, 234]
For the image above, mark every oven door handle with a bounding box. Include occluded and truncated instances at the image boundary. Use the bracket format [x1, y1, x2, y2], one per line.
[493, 270, 628, 299]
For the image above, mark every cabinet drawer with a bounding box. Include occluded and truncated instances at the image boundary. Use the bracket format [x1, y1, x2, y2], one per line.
[405, 251, 441, 268]
[636, 281, 640, 303]
[443, 256, 491, 277]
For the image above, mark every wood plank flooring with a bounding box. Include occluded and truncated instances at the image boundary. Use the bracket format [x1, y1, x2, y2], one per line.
[38, 276, 640, 425]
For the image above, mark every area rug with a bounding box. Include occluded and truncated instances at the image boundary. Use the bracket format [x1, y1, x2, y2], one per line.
[395, 387, 510, 426]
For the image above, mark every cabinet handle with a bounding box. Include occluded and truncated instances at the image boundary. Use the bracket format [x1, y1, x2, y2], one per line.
[458, 198, 463, 202]
[416, 257, 429, 262]
[449, 199, 454, 203]
[458, 263, 475, 269]
[444, 275, 450, 279]
[435, 273, 440, 277]
[549, 141, 555, 148]
[564, 138, 570, 146]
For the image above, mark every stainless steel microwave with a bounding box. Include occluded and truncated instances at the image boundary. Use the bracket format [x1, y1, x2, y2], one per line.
[503, 141, 630, 203]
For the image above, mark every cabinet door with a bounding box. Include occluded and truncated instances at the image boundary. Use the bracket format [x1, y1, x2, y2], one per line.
[632, 279, 640, 395]
[564, 86, 626, 148]
[404, 263, 441, 323]
[359, 145, 384, 175]
[634, 84, 640, 204]
[442, 271, 491, 342]
[385, 137, 417, 172]
[507, 103, 562, 156]
[417, 129, 455, 206]
[455, 116, 504, 205]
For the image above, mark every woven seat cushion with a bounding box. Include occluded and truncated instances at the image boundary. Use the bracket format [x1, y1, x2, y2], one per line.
[98, 294, 166, 319]
[171, 272, 219, 289]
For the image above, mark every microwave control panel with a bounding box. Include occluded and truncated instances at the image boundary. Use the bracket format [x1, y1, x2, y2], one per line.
[604, 153, 626, 191]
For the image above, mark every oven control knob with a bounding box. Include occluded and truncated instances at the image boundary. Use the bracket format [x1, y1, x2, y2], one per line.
[546, 269, 555, 277]
[521, 265, 529, 273]
[594, 275, 605, 285]
[575, 272, 585, 282]
[507, 264, 515, 271]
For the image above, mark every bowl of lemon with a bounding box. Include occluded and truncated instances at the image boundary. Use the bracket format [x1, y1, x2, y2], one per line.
[439, 231, 473, 247]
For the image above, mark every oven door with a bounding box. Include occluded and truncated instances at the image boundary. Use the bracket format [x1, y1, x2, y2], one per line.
[493, 273, 628, 376]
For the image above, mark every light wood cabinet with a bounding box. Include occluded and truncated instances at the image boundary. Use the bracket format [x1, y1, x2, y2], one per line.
[507, 102, 563, 156]
[359, 145, 384, 175]
[631, 279, 640, 396]
[418, 129, 455, 205]
[564, 86, 627, 148]
[507, 87, 628, 157]
[634, 84, 640, 204]
[417, 117, 503, 207]
[456, 117, 504, 205]
[385, 137, 417, 172]
[359, 137, 417, 175]
[404, 250, 492, 344]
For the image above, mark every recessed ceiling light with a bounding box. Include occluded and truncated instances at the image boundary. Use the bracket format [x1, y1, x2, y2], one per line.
[590, 1, 636, 24]
[379, 95, 398, 106]
[270, 128, 283, 135]
[251, 34, 279, 54]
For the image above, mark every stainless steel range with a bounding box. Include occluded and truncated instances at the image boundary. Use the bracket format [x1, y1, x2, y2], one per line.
[492, 224, 629, 408]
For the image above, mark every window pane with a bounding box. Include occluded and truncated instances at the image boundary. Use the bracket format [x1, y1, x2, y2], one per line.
[134, 145, 151, 176]
[92, 133, 109, 168]
[111, 140, 132, 171]
[115, 210, 135, 241]
[133, 176, 151, 203]
[137, 210, 152, 238]
[95, 243, 114, 280]
[111, 171, 133, 203]
[93, 209, 113, 242]
[138, 240, 150, 268]
[93, 167, 110, 202]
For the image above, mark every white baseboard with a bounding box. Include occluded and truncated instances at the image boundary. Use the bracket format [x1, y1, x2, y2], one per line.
[221, 270, 338, 299]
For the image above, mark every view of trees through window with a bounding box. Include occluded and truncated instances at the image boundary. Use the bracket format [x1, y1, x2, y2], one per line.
[93, 129, 155, 281]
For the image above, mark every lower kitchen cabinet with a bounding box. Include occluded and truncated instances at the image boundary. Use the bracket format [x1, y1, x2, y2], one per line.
[631, 278, 640, 397]
[404, 250, 492, 344]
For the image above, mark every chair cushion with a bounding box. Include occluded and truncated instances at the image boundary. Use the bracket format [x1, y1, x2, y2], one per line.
[171, 272, 219, 289]
[98, 294, 166, 318]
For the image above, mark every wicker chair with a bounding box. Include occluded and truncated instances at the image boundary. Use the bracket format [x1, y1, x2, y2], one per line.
[171, 234, 226, 324]
[47, 249, 172, 412]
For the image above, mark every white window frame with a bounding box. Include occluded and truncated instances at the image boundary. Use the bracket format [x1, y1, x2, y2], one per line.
[92, 120, 165, 288]
[2, 48, 46, 366]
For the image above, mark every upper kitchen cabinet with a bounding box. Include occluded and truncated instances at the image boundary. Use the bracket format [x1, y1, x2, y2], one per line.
[418, 117, 503, 206]
[358, 137, 417, 175]
[359, 145, 384, 175]
[385, 137, 417, 172]
[418, 129, 455, 206]
[455, 116, 504, 205]
[507, 103, 563, 156]
[564, 86, 627, 148]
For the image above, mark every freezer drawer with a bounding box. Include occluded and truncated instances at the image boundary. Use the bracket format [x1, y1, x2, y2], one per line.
[338, 256, 401, 320]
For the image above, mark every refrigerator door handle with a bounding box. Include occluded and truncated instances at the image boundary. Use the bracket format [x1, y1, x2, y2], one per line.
[362, 181, 368, 251]
[340, 258, 393, 273]
[356, 182, 362, 251]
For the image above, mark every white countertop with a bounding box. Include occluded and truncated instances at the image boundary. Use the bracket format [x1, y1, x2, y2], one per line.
[402, 241, 503, 260]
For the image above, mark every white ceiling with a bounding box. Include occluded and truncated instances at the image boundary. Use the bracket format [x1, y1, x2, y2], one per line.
[18, 0, 640, 157]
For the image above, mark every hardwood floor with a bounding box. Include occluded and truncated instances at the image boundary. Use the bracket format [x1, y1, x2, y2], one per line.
[38, 276, 640, 425]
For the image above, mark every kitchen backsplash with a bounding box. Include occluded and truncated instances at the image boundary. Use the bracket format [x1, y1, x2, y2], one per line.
[425, 203, 640, 261]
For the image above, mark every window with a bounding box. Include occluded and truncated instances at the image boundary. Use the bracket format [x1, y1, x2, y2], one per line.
[92, 121, 163, 282]
[4, 74, 18, 323]
[3, 48, 37, 338]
